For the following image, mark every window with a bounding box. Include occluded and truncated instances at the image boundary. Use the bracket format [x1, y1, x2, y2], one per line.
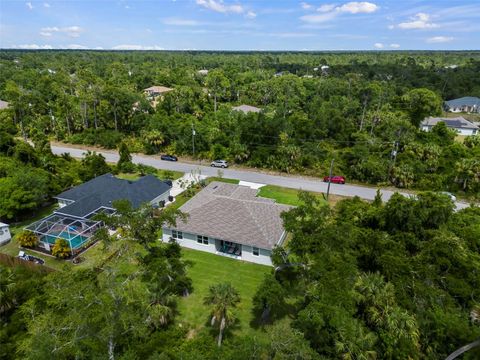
[197, 235, 208, 245]
[172, 230, 183, 239]
[253, 247, 259, 256]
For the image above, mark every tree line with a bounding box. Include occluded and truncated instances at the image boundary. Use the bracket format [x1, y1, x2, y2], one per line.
[1, 50, 479, 196]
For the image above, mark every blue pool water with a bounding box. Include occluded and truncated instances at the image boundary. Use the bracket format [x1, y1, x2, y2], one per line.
[42, 231, 88, 249]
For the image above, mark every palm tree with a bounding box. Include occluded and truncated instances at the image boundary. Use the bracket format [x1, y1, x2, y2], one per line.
[203, 282, 240, 347]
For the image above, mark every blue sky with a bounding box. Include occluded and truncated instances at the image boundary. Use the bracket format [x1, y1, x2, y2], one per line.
[0, 0, 479, 50]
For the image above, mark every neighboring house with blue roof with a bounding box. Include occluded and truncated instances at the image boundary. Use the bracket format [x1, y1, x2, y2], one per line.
[421, 116, 479, 136]
[26, 174, 172, 254]
[444, 97, 480, 113]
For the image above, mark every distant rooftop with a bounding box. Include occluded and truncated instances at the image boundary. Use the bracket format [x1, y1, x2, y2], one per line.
[173, 182, 291, 250]
[144, 86, 173, 94]
[232, 104, 261, 114]
[445, 96, 480, 108]
[0, 100, 9, 110]
[55, 173, 171, 218]
[421, 116, 479, 130]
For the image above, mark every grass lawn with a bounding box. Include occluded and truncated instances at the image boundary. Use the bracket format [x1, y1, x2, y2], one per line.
[207, 177, 240, 184]
[257, 184, 345, 207]
[116, 169, 184, 182]
[177, 248, 270, 337]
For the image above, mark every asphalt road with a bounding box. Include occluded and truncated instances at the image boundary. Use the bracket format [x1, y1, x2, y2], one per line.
[51, 144, 470, 210]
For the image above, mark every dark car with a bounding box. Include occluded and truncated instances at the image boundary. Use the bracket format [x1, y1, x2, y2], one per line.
[17, 251, 45, 265]
[323, 175, 346, 184]
[160, 154, 178, 161]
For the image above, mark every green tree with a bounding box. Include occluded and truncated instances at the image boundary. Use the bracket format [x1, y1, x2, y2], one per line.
[79, 151, 111, 181]
[117, 142, 134, 172]
[17, 230, 38, 248]
[204, 282, 240, 347]
[402, 88, 442, 127]
[51, 238, 71, 258]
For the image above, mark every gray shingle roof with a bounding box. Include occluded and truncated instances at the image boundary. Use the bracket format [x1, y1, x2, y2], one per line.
[445, 97, 480, 108]
[232, 104, 262, 114]
[55, 174, 171, 218]
[172, 182, 291, 250]
[421, 117, 479, 130]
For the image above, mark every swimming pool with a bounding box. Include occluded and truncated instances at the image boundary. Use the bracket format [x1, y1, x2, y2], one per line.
[41, 231, 89, 249]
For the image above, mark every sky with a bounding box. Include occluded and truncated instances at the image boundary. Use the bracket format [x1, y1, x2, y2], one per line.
[0, 0, 479, 51]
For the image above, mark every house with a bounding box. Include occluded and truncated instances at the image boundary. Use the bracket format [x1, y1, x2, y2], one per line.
[162, 182, 291, 266]
[444, 97, 480, 113]
[143, 86, 174, 99]
[0, 223, 11, 246]
[232, 104, 262, 114]
[0, 100, 9, 110]
[197, 69, 209, 76]
[26, 174, 172, 253]
[421, 117, 479, 136]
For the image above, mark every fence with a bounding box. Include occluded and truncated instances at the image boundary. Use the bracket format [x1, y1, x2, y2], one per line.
[0, 253, 55, 274]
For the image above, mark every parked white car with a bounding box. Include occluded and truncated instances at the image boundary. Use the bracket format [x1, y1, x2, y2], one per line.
[439, 191, 457, 202]
[211, 160, 229, 168]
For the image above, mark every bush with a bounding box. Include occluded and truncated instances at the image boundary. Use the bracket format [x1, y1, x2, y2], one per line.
[17, 230, 38, 248]
[52, 239, 71, 258]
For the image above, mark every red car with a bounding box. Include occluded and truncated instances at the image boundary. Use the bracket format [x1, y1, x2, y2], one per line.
[323, 176, 346, 184]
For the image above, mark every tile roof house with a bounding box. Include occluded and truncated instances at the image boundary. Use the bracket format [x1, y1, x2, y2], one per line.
[144, 86, 173, 98]
[421, 116, 479, 136]
[232, 104, 262, 114]
[444, 97, 480, 113]
[26, 174, 172, 253]
[162, 182, 291, 266]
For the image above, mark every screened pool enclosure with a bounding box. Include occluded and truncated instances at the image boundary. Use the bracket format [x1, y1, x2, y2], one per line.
[25, 214, 102, 252]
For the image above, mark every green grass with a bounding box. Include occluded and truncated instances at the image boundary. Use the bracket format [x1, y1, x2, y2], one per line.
[257, 185, 324, 206]
[207, 177, 240, 184]
[257, 184, 346, 207]
[116, 169, 184, 182]
[177, 248, 270, 337]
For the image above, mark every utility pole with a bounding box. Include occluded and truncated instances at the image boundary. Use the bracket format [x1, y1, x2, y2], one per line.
[388, 129, 401, 181]
[326, 159, 334, 201]
[191, 123, 196, 157]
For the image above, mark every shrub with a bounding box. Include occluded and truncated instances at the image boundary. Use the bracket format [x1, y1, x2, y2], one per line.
[17, 230, 38, 248]
[52, 239, 71, 258]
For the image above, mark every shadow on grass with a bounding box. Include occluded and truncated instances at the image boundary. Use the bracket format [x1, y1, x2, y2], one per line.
[249, 301, 297, 330]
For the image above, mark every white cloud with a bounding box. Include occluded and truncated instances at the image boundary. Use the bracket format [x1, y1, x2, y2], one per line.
[66, 44, 88, 49]
[301, 1, 379, 23]
[301, 2, 313, 10]
[397, 13, 438, 30]
[163, 18, 201, 26]
[317, 4, 336, 13]
[112, 44, 164, 50]
[43, 2, 50, 8]
[246, 11, 256, 19]
[426, 36, 453, 43]
[337, 2, 378, 14]
[390, 43, 400, 48]
[388, 24, 394, 30]
[374, 42, 384, 49]
[26, 2, 33, 10]
[300, 11, 338, 23]
[14, 44, 52, 49]
[40, 26, 83, 38]
[196, 0, 244, 14]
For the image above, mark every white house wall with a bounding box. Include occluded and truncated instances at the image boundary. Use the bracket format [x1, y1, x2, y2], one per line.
[0, 225, 11, 245]
[162, 228, 217, 254]
[161, 228, 273, 266]
[241, 244, 272, 266]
